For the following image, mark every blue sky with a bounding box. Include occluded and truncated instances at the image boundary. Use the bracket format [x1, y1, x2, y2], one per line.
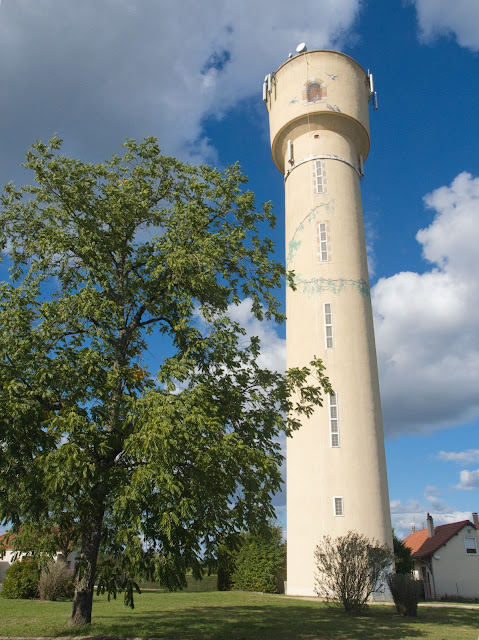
[0, 0, 478, 539]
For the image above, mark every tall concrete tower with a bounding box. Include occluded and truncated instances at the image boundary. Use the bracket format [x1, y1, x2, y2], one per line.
[264, 49, 392, 596]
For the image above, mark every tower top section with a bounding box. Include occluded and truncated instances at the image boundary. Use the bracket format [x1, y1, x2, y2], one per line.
[264, 50, 372, 174]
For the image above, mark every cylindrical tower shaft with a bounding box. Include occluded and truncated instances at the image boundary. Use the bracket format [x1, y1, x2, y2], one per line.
[265, 50, 392, 596]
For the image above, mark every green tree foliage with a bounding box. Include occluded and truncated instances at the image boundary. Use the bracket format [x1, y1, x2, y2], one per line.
[216, 540, 237, 591]
[0, 137, 332, 625]
[0, 522, 76, 567]
[393, 532, 414, 575]
[314, 531, 393, 614]
[1, 559, 40, 599]
[95, 551, 141, 609]
[230, 524, 286, 593]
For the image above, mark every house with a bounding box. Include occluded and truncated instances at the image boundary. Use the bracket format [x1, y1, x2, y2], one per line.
[403, 512, 479, 600]
[0, 532, 78, 582]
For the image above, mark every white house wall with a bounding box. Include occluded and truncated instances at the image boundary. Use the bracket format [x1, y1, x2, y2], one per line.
[430, 525, 479, 600]
[0, 550, 78, 583]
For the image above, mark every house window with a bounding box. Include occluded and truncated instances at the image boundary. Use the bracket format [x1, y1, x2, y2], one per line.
[318, 222, 330, 262]
[465, 537, 477, 554]
[324, 303, 334, 349]
[334, 496, 344, 517]
[313, 159, 327, 194]
[329, 392, 340, 448]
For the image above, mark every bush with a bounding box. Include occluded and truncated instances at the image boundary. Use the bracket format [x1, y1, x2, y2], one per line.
[38, 559, 75, 601]
[1, 558, 40, 599]
[231, 525, 286, 593]
[387, 572, 421, 616]
[314, 531, 393, 614]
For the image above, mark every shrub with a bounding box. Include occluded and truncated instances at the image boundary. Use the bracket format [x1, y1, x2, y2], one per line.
[387, 572, 421, 616]
[231, 525, 286, 593]
[38, 559, 75, 601]
[314, 531, 393, 614]
[1, 558, 40, 599]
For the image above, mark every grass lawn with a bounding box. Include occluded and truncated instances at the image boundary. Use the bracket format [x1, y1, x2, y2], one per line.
[0, 591, 478, 640]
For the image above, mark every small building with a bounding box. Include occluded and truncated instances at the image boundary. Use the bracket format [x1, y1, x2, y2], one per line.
[403, 512, 479, 600]
[0, 533, 78, 582]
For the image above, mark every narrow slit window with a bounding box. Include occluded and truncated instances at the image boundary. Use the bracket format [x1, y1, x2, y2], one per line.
[318, 222, 329, 262]
[329, 392, 340, 448]
[324, 302, 334, 349]
[313, 159, 326, 194]
[334, 497, 344, 517]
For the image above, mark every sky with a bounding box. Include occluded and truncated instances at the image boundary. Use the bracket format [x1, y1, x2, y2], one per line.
[0, 0, 478, 540]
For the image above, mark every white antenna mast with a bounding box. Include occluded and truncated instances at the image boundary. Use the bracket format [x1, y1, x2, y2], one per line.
[367, 69, 378, 111]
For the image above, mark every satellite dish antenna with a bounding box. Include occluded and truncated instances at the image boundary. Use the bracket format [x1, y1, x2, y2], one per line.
[296, 43, 307, 53]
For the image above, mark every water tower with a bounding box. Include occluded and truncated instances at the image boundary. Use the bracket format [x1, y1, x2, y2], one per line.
[264, 48, 392, 596]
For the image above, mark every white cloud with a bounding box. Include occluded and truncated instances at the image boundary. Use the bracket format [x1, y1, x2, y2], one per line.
[390, 498, 424, 515]
[227, 299, 286, 373]
[365, 220, 377, 278]
[390, 487, 472, 539]
[373, 172, 479, 436]
[437, 449, 479, 464]
[455, 469, 479, 491]
[412, 0, 479, 50]
[419, 172, 479, 276]
[0, 0, 361, 177]
[423, 485, 451, 513]
[392, 508, 472, 540]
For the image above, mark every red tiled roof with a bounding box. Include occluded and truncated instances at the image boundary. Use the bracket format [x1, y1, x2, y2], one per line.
[403, 520, 473, 559]
[0, 527, 74, 552]
[0, 532, 15, 550]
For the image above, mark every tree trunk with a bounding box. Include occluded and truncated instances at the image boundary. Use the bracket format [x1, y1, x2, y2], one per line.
[69, 508, 104, 626]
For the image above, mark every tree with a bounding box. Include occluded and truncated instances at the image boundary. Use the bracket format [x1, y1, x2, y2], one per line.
[230, 524, 285, 593]
[393, 532, 414, 575]
[314, 531, 393, 614]
[0, 137, 332, 626]
[216, 539, 237, 591]
[387, 533, 419, 616]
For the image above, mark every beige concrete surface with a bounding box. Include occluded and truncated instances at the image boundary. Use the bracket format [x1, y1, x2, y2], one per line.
[265, 50, 392, 596]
